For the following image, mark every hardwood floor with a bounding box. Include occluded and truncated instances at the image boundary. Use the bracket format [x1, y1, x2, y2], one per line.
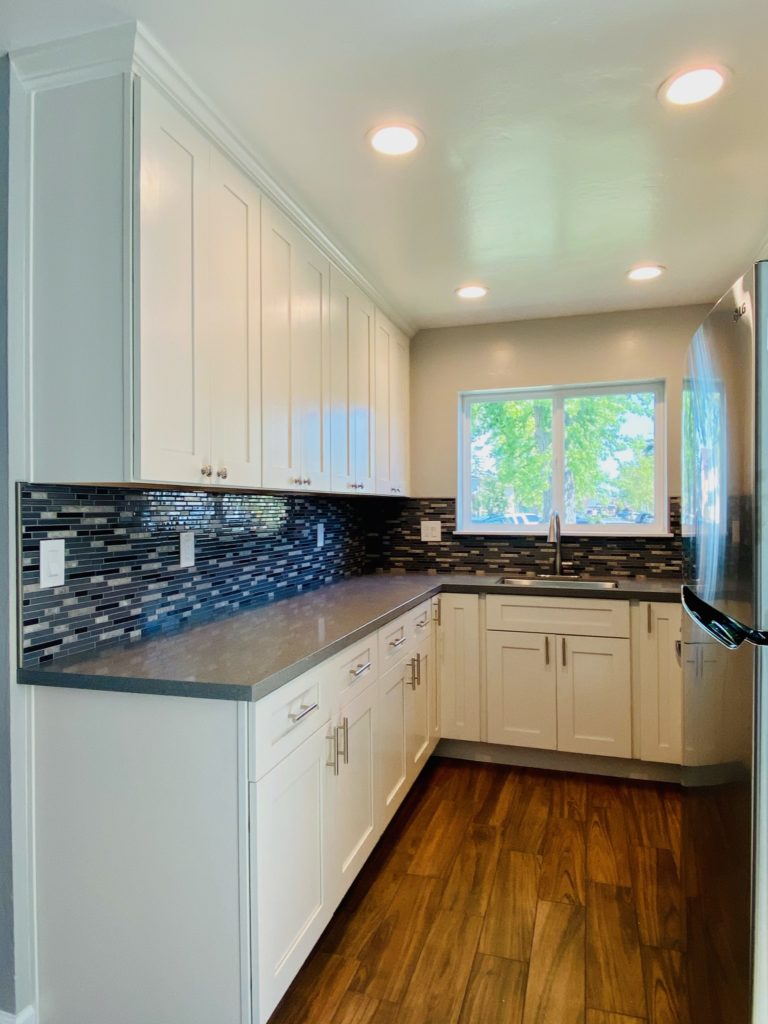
[269, 758, 688, 1024]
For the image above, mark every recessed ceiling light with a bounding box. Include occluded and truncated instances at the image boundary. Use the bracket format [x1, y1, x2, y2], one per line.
[627, 265, 665, 282]
[662, 67, 727, 106]
[455, 284, 488, 299]
[369, 124, 420, 156]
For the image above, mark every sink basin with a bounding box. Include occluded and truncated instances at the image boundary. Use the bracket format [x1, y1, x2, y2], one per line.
[496, 577, 619, 591]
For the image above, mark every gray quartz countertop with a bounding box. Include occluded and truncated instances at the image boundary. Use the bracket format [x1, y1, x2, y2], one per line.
[18, 572, 681, 702]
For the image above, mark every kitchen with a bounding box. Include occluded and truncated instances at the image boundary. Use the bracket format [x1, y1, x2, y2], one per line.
[1, 2, 767, 1023]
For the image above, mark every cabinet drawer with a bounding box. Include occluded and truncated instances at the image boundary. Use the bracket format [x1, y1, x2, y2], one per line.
[326, 633, 378, 703]
[486, 595, 629, 638]
[249, 665, 331, 781]
[378, 611, 413, 669]
[409, 600, 433, 643]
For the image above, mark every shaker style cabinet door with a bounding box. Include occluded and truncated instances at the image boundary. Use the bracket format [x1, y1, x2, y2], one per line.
[486, 631, 558, 749]
[136, 80, 212, 484]
[328, 678, 378, 904]
[637, 602, 683, 764]
[376, 658, 409, 828]
[406, 640, 431, 783]
[556, 635, 632, 758]
[207, 149, 262, 488]
[261, 199, 331, 491]
[330, 266, 376, 493]
[439, 594, 481, 741]
[251, 723, 333, 1024]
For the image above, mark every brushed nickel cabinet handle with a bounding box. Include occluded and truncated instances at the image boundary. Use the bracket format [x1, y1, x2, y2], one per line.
[201, 464, 213, 477]
[407, 658, 417, 690]
[217, 467, 228, 480]
[389, 635, 407, 649]
[336, 717, 349, 766]
[289, 702, 319, 724]
[416, 652, 422, 686]
[544, 636, 550, 666]
[416, 616, 428, 629]
[562, 638, 567, 667]
[647, 604, 653, 634]
[350, 661, 372, 679]
[303, 477, 311, 486]
[326, 729, 339, 776]
[434, 599, 441, 626]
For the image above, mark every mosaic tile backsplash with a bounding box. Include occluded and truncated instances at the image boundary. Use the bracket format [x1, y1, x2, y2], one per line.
[20, 485, 368, 666]
[364, 496, 683, 579]
[20, 486, 682, 667]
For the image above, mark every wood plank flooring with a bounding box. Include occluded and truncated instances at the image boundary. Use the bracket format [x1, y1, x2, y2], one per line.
[269, 758, 689, 1024]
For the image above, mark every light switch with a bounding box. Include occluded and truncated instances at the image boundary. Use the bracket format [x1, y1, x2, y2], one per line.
[180, 531, 195, 568]
[420, 520, 442, 542]
[40, 539, 65, 588]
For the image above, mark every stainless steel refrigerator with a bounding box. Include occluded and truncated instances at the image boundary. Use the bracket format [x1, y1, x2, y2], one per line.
[681, 261, 767, 1023]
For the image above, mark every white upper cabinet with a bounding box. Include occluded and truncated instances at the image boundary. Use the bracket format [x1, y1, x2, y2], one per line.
[374, 311, 411, 496]
[261, 199, 331, 492]
[330, 267, 376, 493]
[14, 28, 407, 492]
[137, 82, 213, 485]
[207, 150, 262, 488]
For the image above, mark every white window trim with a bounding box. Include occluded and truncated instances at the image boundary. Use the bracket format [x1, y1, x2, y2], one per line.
[457, 379, 669, 537]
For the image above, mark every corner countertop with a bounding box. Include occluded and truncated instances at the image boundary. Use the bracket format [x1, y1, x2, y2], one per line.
[18, 572, 681, 702]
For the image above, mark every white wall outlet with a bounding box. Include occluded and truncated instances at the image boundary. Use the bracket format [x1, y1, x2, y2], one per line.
[316, 523, 325, 548]
[420, 520, 442, 543]
[179, 531, 195, 568]
[39, 538, 66, 588]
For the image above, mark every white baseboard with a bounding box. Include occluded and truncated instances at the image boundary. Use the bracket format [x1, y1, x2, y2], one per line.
[0, 1006, 36, 1024]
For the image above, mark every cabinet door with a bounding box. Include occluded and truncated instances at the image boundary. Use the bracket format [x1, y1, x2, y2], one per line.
[377, 658, 408, 828]
[390, 328, 410, 495]
[330, 267, 375, 493]
[439, 594, 481, 741]
[556, 635, 631, 757]
[407, 642, 430, 783]
[428, 599, 441, 750]
[486, 631, 557, 749]
[137, 81, 212, 484]
[208, 149, 261, 488]
[329, 678, 378, 903]
[251, 724, 333, 1023]
[262, 200, 330, 491]
[637, 602, 683, 764]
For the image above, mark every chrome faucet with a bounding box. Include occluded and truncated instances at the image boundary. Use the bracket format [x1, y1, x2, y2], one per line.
[547, 510, 562, 577]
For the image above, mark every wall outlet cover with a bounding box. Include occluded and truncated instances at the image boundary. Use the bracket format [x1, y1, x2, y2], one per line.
[420, 520, 442, 542]
[39, 538, 65, 588]
[180, 531, 195, 568]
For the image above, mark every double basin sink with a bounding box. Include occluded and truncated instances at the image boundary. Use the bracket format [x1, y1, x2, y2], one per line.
[496, 575, 619, 591]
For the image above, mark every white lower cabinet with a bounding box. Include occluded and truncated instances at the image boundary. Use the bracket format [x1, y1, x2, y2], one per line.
[329, 676, 379, 902]
[486, 631, 558, 749]
[556, 634, 632, 758]
[376, 656, 410, 829]
[439, 594, 481, 741]
[407, 638, 432, 783]
[637, 602, 683, 764]
[251, 723, 333, 1023]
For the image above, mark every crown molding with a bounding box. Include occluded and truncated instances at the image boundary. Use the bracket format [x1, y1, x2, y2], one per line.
[9, 22, 136, 89]
[131, 25, 414, 336]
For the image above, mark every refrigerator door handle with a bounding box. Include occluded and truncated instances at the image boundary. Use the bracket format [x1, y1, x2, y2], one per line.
[682, 585, 768, 649]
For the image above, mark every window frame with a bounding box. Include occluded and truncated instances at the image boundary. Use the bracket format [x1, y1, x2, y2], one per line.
[457, 378, 669, 537]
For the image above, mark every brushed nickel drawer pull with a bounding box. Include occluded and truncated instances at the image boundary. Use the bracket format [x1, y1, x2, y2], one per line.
[416, 616, 428, 629]
[326, 729, 339, 776]
[289, 702, 319, 724]
[389, 635, 407, 649]
[561, 638, 567, 668]
[434, 599, 441, 625]
[544, 636, 550, 666]
[407, 658, 417, 690]
[647, 604, 653, 634]
[350, 661, 372, 679]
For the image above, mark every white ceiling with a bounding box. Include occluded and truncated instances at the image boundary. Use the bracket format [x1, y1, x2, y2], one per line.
[4, 0, 768, 330]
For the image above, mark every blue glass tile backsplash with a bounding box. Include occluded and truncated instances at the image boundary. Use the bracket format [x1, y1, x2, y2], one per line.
[19, 485, 682, 668]
[20, 485, 369, 666]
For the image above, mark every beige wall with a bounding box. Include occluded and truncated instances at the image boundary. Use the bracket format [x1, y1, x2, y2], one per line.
[409, 303, 712, 498]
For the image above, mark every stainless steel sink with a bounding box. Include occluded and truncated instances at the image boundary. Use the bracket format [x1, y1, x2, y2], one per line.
[496, 576, 619, 591]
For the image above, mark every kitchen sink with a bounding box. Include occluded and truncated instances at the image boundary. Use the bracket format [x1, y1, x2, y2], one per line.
[496, 576, 619, 591]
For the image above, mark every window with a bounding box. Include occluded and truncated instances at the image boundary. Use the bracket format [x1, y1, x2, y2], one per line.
[458, 380, 667, 535]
